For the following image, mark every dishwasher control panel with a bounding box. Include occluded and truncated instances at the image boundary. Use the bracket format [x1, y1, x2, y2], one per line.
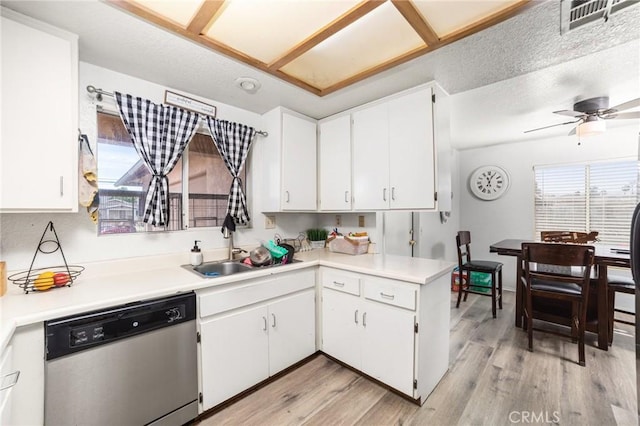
[45, 292, 196, 360]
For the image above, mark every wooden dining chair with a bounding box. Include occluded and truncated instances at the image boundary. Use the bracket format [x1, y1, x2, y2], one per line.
[521, 243, 595, 366]
[607, 274, 635, 345]
[456, 231, 503, 318]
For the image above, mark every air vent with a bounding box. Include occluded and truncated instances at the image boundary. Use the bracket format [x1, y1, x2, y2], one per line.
[561, 0, 638, 33]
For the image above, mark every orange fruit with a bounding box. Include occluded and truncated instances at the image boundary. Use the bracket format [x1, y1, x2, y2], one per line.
[34, 271, 54, 291]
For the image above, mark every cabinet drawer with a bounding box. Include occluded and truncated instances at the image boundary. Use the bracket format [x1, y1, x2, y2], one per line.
[363, 277, 417, 311]
[321, 268, 360, 296]
[198, 269, 315, 318]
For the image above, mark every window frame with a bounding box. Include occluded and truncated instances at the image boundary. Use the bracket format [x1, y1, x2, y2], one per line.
[94, 105, 251, 235]
[533, 158, 640, 245]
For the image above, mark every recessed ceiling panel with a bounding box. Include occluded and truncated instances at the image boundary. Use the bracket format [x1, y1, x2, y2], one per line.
[134, 0, 205, 27]
[413, 0, 522, 38]
[204, 0, 361, 64]
[281, 1, 425, 90]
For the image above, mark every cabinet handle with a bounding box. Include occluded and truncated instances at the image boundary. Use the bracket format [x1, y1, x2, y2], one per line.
[0, 371, 20, 391]
[391, 187, 396, 201]
[380, 292, 395, 300]
[285, 191, 290, 203]
[383, 188, 387, 201]
[345, 191, 349, 203]
[60, 176, 64, 197]
[354, 309, 359, 324]
[262, 316, 267, 331]
[333, 281, 345, 287]
[363, 312, 367, 327]
[271, 313, 276, 328]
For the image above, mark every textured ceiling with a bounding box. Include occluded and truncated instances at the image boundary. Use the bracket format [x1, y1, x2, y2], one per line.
[109, 0, 530, 95]
[1, 0, 639, 149]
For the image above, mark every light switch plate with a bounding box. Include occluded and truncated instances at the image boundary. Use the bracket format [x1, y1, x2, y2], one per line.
[358, 215, 365, 227]
[265, 215, 276, 229]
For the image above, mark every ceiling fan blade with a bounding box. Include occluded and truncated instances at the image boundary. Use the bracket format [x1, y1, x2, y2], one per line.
[607, 98, 640, 112]
[602, 111, 640, 120]
[568, 127, 576, 136]
[553, 110, 585, 118]
[524, 119, 582, 134]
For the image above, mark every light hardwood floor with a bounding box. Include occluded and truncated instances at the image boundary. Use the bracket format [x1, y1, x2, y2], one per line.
[195, 290, 637, 426]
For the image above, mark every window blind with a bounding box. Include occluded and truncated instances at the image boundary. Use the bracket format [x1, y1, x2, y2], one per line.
[534, 160, 640, 245]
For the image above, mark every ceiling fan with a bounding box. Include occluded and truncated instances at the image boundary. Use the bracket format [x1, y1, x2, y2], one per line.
[525, 96, 640, 136]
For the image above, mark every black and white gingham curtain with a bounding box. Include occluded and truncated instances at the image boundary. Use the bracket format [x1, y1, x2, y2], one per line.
[205, 117, 256, 228]
[115, 92, 200, 227]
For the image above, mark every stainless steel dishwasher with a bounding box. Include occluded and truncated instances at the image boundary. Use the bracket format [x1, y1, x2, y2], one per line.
[44, 292, 198, 426]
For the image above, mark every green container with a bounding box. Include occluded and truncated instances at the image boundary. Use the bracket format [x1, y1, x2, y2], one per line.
[469, 271, 492, 293]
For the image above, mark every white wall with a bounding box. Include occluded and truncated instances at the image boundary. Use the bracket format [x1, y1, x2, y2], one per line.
[417, 149, 461, 263]
[0, 62, 315, 270]
[459, 125, 639, 290]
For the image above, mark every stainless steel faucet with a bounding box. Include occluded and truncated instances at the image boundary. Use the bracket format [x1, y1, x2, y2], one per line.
[224, 228, 247, 260]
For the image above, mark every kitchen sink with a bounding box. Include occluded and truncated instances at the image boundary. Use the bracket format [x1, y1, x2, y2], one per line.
[183, 258, 301, 278]
[186, 260, 253, 278]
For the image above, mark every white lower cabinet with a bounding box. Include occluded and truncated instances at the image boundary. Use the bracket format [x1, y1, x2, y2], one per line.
[0, 343, 14, 425]
[1, 323, 45, 426]
[268, 291, 316, 375]
[322, 290, 415, 395]
[321, 269, 416, 397]
[359, 299, 415, 396]
[197, 270, 316, 412]
[321, 267, 449, 402]
[200, 305, 270, 409]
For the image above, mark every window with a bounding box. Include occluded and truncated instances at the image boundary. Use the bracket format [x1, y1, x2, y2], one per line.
[96, 111, 245, 235]
[534, 159, 640, 245]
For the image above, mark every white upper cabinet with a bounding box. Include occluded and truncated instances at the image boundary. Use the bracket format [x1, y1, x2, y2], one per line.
[318, 115, 352, 211]
[388, 89, 435, 209]
[352, 103, 389, 210]
[351, 83, 450, 211]
[0, 10, 78, 212]
[260, 108, 317, 212]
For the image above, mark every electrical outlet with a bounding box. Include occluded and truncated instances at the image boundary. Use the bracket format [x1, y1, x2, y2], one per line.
[358, 215, 365, 227]
[335, 215, 342, 227]
[265, 215, 276, 229]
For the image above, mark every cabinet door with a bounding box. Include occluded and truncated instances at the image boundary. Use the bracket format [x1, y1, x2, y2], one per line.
[1, 15, 78, 212]
[0, 345, 14, 426]
[352, 103, 389, 210]
[321, 287, 361, 369]
[200, 305, 269, 410]
[281, 112, 317, 210]
[388, 88, 435, 209]
[319, 115, 352, 211]
[360, 300, 415, 397]
[268, 289, 316, 375]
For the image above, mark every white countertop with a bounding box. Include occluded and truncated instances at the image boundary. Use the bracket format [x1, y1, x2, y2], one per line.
[0, 249, 455, 353]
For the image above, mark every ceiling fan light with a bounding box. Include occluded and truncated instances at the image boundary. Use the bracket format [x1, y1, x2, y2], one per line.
[576, 117, 606, 137]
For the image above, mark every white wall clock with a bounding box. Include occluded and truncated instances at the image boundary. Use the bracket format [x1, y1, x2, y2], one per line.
[469, 165, 510, 201]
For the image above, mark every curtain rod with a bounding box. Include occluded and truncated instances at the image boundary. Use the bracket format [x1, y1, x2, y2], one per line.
[86, 85, 269, 137]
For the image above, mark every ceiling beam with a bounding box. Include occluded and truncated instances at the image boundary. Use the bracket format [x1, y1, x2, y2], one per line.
[186, 0, 226, 35]
[267, 0, 386, 71]
[391, 0, 439, 47]
[105, 1, 323, 95]
[106, 0, 533, 98]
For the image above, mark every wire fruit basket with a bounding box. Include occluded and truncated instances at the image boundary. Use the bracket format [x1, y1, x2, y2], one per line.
[8, 221, 83, 294]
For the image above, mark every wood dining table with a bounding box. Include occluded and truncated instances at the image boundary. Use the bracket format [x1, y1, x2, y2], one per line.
[489, 239, 631, 350]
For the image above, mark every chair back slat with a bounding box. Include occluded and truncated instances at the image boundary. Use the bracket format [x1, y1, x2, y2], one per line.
[522, 243, 595, 286]
[456, 231, 472, 266]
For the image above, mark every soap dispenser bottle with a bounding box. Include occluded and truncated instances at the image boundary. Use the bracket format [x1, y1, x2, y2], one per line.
[190, 240, 203, 266]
